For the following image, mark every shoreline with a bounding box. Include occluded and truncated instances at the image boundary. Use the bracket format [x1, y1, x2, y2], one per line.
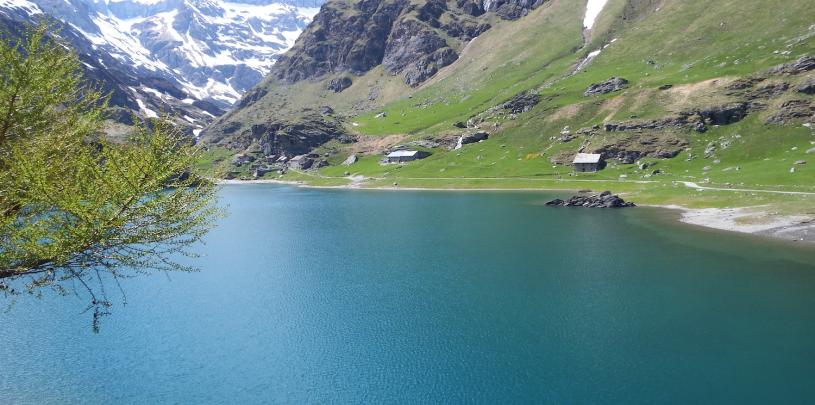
[216, 178, 815, 243]
[655, 205, 815, 243]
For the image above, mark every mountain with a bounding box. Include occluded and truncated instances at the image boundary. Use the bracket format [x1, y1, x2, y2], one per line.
[205, 0, 815, 200]
[0, 0, 321, 135]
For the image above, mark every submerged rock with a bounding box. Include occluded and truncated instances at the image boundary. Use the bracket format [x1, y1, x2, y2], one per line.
[545, 191, 636, 208]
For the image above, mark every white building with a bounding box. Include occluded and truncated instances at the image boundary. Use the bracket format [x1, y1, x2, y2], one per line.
[386, 150, 430, 163]
[572, 153, 603, 172]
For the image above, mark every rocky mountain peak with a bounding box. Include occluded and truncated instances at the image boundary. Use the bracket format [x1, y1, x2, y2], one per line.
[271, 0, 545, 87]
[9, 0, 322, 107]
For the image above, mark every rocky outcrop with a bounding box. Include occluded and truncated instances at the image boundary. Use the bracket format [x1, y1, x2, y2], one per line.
[274, 0, 409, 82]
[697, 103, 749, 125]
[766, 100, 814, 124]
[236, 88, 268, 109]
[205, 114, 350, 158]
[592, 134, 688, 164]
[767, 56, 815, 75]
[272, 0, 546, 87]
[604, 117, 695, 133]
[384, 20, 459, 86]
[796, 79, 815, 95]
[584, 77, 629, 96]
[461, 131, 489, 144]
[546, 191, 636, 208]
[487, 0, 548, 20]
[327, 77, 353, 93]
[502, 91, 541, 113]
[604, 103, 750, 136]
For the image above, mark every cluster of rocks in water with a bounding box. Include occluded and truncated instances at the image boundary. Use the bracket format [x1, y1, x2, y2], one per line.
[546, 191, 636, 208]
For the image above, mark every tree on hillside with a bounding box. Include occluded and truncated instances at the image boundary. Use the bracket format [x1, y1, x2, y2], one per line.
[0, 25, 220, 331]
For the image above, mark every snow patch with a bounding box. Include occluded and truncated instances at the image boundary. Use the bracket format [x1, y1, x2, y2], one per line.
[0, 0, 41, 14]
[135, 98, 158, 118]
[584, 0, 609, 30]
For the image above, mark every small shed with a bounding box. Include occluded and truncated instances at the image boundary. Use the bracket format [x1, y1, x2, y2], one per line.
[386, 150, 430, 163]
[572, 153, 603, 172]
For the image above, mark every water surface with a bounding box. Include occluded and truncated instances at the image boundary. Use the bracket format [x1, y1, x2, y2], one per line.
[2, 185, 815, 404]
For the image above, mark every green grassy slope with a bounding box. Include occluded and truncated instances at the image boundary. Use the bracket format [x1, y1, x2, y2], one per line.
[215, 0, 815, 212]
[308, 0, 813, 205]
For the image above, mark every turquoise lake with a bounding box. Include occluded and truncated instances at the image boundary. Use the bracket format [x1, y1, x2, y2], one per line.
[2, 184, 815, 404]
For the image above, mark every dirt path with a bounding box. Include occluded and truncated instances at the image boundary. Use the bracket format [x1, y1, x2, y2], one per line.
[679, 181, 815, 196]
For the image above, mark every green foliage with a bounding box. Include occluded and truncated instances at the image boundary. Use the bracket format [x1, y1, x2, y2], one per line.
[0, 25, 220, 331]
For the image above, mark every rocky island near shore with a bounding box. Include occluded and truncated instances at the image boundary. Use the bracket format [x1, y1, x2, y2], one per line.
[546, 191, 636, 208]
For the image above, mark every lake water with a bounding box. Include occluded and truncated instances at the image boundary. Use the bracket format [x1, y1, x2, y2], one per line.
[2, 185, 815, 404]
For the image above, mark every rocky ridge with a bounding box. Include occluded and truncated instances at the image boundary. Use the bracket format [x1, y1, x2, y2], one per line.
[271, 0, 547, 87]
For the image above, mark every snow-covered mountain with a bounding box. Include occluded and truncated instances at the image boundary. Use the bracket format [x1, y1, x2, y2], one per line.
[14, 0, 320, 107]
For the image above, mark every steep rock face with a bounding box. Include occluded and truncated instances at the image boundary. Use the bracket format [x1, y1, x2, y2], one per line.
[273, 0, 408, 82]
[272, 0, 543, 87]
[486, 0, 548, 20]
[206, 0, 549, 158]
[212, 114, 351, 157]
[383, 19, 458, 86]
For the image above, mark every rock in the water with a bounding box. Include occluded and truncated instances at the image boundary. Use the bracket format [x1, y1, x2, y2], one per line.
[545, 191, 636, 208]
[584, 77, 629, 96]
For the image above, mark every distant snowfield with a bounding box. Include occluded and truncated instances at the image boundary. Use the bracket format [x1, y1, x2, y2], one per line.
[50, 0, 320, 105]
[0, 0, 41, 14]
[584, 0, 609, 29]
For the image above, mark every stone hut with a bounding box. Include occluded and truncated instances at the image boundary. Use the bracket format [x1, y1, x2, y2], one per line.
[572, 153, 603, 172]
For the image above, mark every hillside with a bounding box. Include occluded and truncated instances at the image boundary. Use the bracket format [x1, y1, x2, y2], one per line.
[203, 0, 814, 213]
